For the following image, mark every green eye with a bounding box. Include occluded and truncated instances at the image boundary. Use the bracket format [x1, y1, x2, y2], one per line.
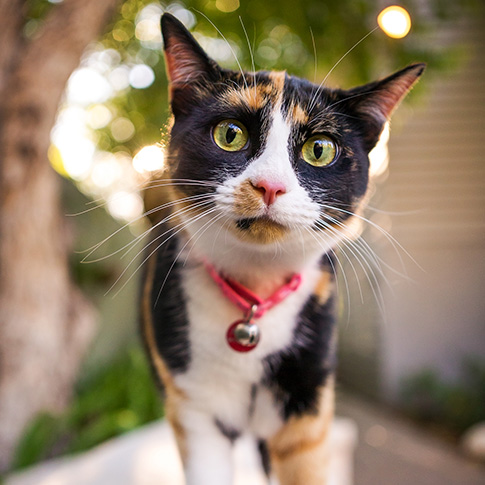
[213, 120, 249, 152]
[302, 135, 337, 167]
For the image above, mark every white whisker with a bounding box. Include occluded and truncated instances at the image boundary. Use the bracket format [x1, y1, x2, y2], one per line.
[155, 211, 228, 304]
[239, 16, 258, 106]
[314, 220, 365, 303]
[81, 193, 214, 263]
[195, 10, 249, 91]
[316, 219, 386, 315]
[182, 212, 228, 267]
[119, 198, 216, 261]
[309, 27, 318, 85]
[301, 225, 350, 318]
[108, 205, 222, 297]
[320, 203, 423, 275]
[307, 27, 379, 114]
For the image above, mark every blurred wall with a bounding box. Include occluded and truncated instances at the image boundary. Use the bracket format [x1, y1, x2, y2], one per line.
[380, 15, 485, 399]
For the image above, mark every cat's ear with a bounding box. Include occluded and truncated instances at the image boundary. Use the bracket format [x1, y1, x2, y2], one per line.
[344, 63, 425, 152]
[161, 13, 222, 115]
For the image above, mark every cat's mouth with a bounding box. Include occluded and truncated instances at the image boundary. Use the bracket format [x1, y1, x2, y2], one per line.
[234, 216, 287, 244]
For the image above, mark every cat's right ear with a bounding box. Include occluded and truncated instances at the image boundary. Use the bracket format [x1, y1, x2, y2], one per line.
[161, 13, 221, 115]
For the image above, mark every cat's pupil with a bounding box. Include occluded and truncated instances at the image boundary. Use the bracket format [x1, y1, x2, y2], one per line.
[313, 141, 323, 159]
[226, 125, 238, 144]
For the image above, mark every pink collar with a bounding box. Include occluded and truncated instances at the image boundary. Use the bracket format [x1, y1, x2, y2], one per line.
[205, 262, 302, 352]
[205, 263, 302, 319]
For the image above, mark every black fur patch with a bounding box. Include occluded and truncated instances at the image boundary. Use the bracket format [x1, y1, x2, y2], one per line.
[215, 418, 241, 443]
[258, 439, 271, 477]
[248, 384, 257, 417]
[148, 229, 191, 373]
[169, 94, 273, 190]
[236, 218, 255, 231]
[263, 262, 337, 420]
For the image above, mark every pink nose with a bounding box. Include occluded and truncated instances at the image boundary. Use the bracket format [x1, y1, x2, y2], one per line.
[253, 180, 287, 206]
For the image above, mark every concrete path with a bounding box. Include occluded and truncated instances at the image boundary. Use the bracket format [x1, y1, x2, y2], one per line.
[337, 391, 485, 485]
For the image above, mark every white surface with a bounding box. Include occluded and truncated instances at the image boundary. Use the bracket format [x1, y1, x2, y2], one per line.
[462, 421, 485, 462]
[6, 417, 357, 485]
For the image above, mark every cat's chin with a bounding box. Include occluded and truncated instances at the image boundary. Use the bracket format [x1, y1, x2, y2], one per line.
[232, 216, 288, 245]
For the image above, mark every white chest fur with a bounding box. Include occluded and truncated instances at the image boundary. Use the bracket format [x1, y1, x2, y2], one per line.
[173, 259, 321, 439]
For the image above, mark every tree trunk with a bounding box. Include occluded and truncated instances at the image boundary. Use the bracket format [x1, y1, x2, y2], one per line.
[0, 0, 121, 471]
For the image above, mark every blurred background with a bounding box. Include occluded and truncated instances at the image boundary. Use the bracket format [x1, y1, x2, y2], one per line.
[0, 0, 484, 482]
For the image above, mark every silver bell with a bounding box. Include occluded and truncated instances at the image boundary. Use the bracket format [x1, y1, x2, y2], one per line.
[226, 319, 261, 352]
[233, 322, 260, 346]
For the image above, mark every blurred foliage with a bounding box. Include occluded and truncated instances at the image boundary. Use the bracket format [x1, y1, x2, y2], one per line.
[12, 347, 163, 471]
[400, 359, 485, 436]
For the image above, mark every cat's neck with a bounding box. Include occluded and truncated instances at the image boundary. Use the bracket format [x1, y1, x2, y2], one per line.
[226, 271, 294, 301]
[193, 247, 318, 299]
[179, 224, 323, 297]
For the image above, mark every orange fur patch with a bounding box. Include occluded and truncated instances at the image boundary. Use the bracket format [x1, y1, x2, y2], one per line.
[219, 84, 271, 111]
[218, 71, 286, 111]
[269, 380, 335, 485]
[314, 270, 333, 305]
[143, 173, 174, 225]
[269, 71, 286, 96]
[165, 399, 187, 464]
[171, 185, 191, 211]
[232, 180, 288, 244]
[238, 218, 288, 244]
[290, 103, 309, 124]
[233, 179, 264, 217]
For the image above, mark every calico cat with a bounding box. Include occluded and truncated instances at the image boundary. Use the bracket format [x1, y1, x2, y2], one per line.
[141, 12, 424, 485]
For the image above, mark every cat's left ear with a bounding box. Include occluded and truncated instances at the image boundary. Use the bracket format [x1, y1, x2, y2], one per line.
[161, 14, 222, 117]
[161, 13, 222, 115]
[344, 63, 425, 152]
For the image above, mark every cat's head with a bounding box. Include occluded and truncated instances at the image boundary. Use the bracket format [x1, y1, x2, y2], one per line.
[159, 13, 424, 272]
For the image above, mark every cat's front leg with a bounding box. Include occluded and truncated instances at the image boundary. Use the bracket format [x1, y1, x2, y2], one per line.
[268, 380, 334, 485]
[168, 400, 235, 485]
[184, 423, 234, 485]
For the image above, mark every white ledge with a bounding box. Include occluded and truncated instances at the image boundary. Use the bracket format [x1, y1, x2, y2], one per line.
[7, 417, 357, 485]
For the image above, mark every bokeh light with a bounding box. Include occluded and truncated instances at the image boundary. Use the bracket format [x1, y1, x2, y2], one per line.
[129, 64, 155, 89]
[111, 117, 135, 142]
[86, 105, 112, 130]
[215, 0, 240, 14]
[133, 145, 165, 174]
[51, 107, 95, 180]
[66, 68, 112, 105]
[107, 191, 144, 220]
[194, 33, 237, 63]
[164, 4, 196, 29]
[378, 5, 412, 39]
[91, 152, 124, 188]
[109, 65, 131, 91]
[135, 19, 162, 43]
